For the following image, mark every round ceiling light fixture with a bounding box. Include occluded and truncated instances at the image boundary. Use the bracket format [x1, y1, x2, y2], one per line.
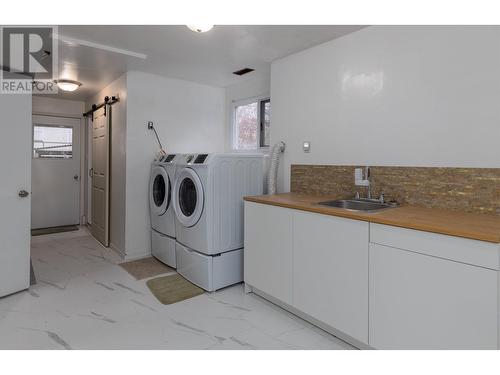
[54, 79, 82, 92]
[187, 25, 214, 33]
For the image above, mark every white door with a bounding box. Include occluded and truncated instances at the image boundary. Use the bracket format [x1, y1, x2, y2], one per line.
[31, 115, 81, 229]
[244, 202, 293, 304]
[0, 93, 32, 298]
[369, 243, 497, 349]
[293, 211, 369, 343]
[91, 106, 110, 246]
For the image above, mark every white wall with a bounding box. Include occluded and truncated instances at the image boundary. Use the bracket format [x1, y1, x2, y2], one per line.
[270, 26, 500, 192]
[86, 74, 127, 254]
[125, 71, 225, 259]
[32, 96, 84, 117]
[225, 74, 270, 150]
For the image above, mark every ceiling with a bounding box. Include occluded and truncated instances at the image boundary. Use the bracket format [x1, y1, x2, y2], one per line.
[51, 25, 365, 101]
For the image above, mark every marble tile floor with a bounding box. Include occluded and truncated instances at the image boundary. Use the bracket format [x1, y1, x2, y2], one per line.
[0, 228, 355, 350]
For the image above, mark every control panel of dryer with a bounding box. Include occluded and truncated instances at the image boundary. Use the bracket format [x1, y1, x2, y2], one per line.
[194, 154, 208, 164]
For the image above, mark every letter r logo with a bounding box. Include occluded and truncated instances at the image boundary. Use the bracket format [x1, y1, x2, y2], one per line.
[1, 27, 55, 79]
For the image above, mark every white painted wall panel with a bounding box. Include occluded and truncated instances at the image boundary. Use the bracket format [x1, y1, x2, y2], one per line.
[32, 96, 84, 117]
[270, 26, 500, 191]
[125, 71, 225, 259]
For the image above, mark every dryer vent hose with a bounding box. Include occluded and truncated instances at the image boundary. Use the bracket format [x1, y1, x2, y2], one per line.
[267, 141, 286, 195]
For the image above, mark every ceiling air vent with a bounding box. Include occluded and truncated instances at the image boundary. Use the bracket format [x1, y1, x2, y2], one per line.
[233, 68, 254, 76]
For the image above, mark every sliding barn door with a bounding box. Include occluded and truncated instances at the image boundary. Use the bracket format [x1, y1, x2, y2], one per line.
[90, 106, 110, 246]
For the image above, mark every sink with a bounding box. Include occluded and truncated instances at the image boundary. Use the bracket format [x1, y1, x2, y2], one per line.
[317, 199, 398, 212]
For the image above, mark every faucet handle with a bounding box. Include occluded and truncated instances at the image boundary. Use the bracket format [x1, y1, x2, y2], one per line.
[379, 193, 385, 203]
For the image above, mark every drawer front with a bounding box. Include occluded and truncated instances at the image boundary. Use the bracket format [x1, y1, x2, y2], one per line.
[151, 230, 176, 268]
[370, 223, 499, 270]
[176, 242, 212, 291]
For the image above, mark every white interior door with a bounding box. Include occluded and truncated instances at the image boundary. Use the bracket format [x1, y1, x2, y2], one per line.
[0, 93, 32, 298]
[31, 115, 81, 229]
[91, 106, 110, 246]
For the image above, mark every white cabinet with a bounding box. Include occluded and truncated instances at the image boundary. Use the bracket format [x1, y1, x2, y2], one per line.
[369, 243, 498, 349]
[244, 202, 500, 349]
[244, 202, 293, 304]
[293, 211, 369, 343]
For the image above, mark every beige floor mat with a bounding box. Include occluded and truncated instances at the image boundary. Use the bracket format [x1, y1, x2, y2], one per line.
[146, 273, 204, 305]
[119, 257, 174, 280]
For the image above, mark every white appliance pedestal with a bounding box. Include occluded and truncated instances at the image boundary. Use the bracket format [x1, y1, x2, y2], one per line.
[151, 230, 177, 268]
[175, 241, 243, 292]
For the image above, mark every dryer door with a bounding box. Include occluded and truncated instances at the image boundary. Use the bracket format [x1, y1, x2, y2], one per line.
[149, 165, 171, 216]
[174, 167, 204, 227]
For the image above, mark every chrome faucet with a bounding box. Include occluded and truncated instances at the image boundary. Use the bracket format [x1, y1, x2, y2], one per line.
[365, 166, 372, 200]
[354, 166, 385, 203]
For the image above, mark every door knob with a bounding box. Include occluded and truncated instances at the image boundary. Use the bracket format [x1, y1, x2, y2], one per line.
[74, 175, 79, 181]
[18, 190, 29, 198]
[89, 168, 94, 177]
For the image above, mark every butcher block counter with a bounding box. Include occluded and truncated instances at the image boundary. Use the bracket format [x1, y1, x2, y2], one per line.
[244, 193, 500, 243]
[244, 192, 500, 349]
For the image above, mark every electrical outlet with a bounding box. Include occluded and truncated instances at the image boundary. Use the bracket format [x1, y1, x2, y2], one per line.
[303, 141, 311, 152]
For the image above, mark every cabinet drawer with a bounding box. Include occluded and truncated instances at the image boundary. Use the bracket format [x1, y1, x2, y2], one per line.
[370, 223, 499, 270]
[176, 241, 243, 292]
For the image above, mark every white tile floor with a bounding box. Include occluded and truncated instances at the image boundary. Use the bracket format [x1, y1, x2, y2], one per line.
[0, 228, 354, 350]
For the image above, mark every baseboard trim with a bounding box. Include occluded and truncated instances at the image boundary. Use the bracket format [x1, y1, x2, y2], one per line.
[246, 283, 372, 350]
[109, 243, 126, 259]
[123, 251, 152, 262]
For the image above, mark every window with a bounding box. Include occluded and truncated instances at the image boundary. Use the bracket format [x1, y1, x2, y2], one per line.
[33, 125, 73, 159]
[233, 97, 270, 150]
[260, 99, 270, 147]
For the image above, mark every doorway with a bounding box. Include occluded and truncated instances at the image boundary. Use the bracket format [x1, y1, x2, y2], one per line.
[31, 115, 81, 230]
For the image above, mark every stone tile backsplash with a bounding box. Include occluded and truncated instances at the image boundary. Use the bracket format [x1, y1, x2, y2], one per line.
[290, 165, 500, 215]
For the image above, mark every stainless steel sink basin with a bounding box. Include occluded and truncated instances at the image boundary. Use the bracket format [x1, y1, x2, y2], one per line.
[317, 199, 398, 212]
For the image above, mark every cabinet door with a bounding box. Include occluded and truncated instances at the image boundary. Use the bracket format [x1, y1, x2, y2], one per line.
[244, 202, 293, 304]
[369, 243, 498, 349]
[293, 211, 369, 343]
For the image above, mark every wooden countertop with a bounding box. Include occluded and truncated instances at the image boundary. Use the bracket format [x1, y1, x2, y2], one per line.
[244, 193, 500, 244]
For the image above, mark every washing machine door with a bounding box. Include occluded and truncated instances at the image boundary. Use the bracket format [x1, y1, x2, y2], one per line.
[149, 165, 171, 216]
[174, 167, 204, 227]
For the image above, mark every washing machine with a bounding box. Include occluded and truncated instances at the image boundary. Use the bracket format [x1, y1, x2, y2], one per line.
[149, 153, 179, 267]
[173, 153, 265, 291]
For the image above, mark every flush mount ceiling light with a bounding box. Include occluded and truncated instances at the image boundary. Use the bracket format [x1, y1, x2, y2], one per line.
[54, 79, 82, 92]
[187, 25, 214, 33]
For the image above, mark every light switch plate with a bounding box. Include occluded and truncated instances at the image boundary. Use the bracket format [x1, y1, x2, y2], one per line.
[303, 141, 310, 152]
